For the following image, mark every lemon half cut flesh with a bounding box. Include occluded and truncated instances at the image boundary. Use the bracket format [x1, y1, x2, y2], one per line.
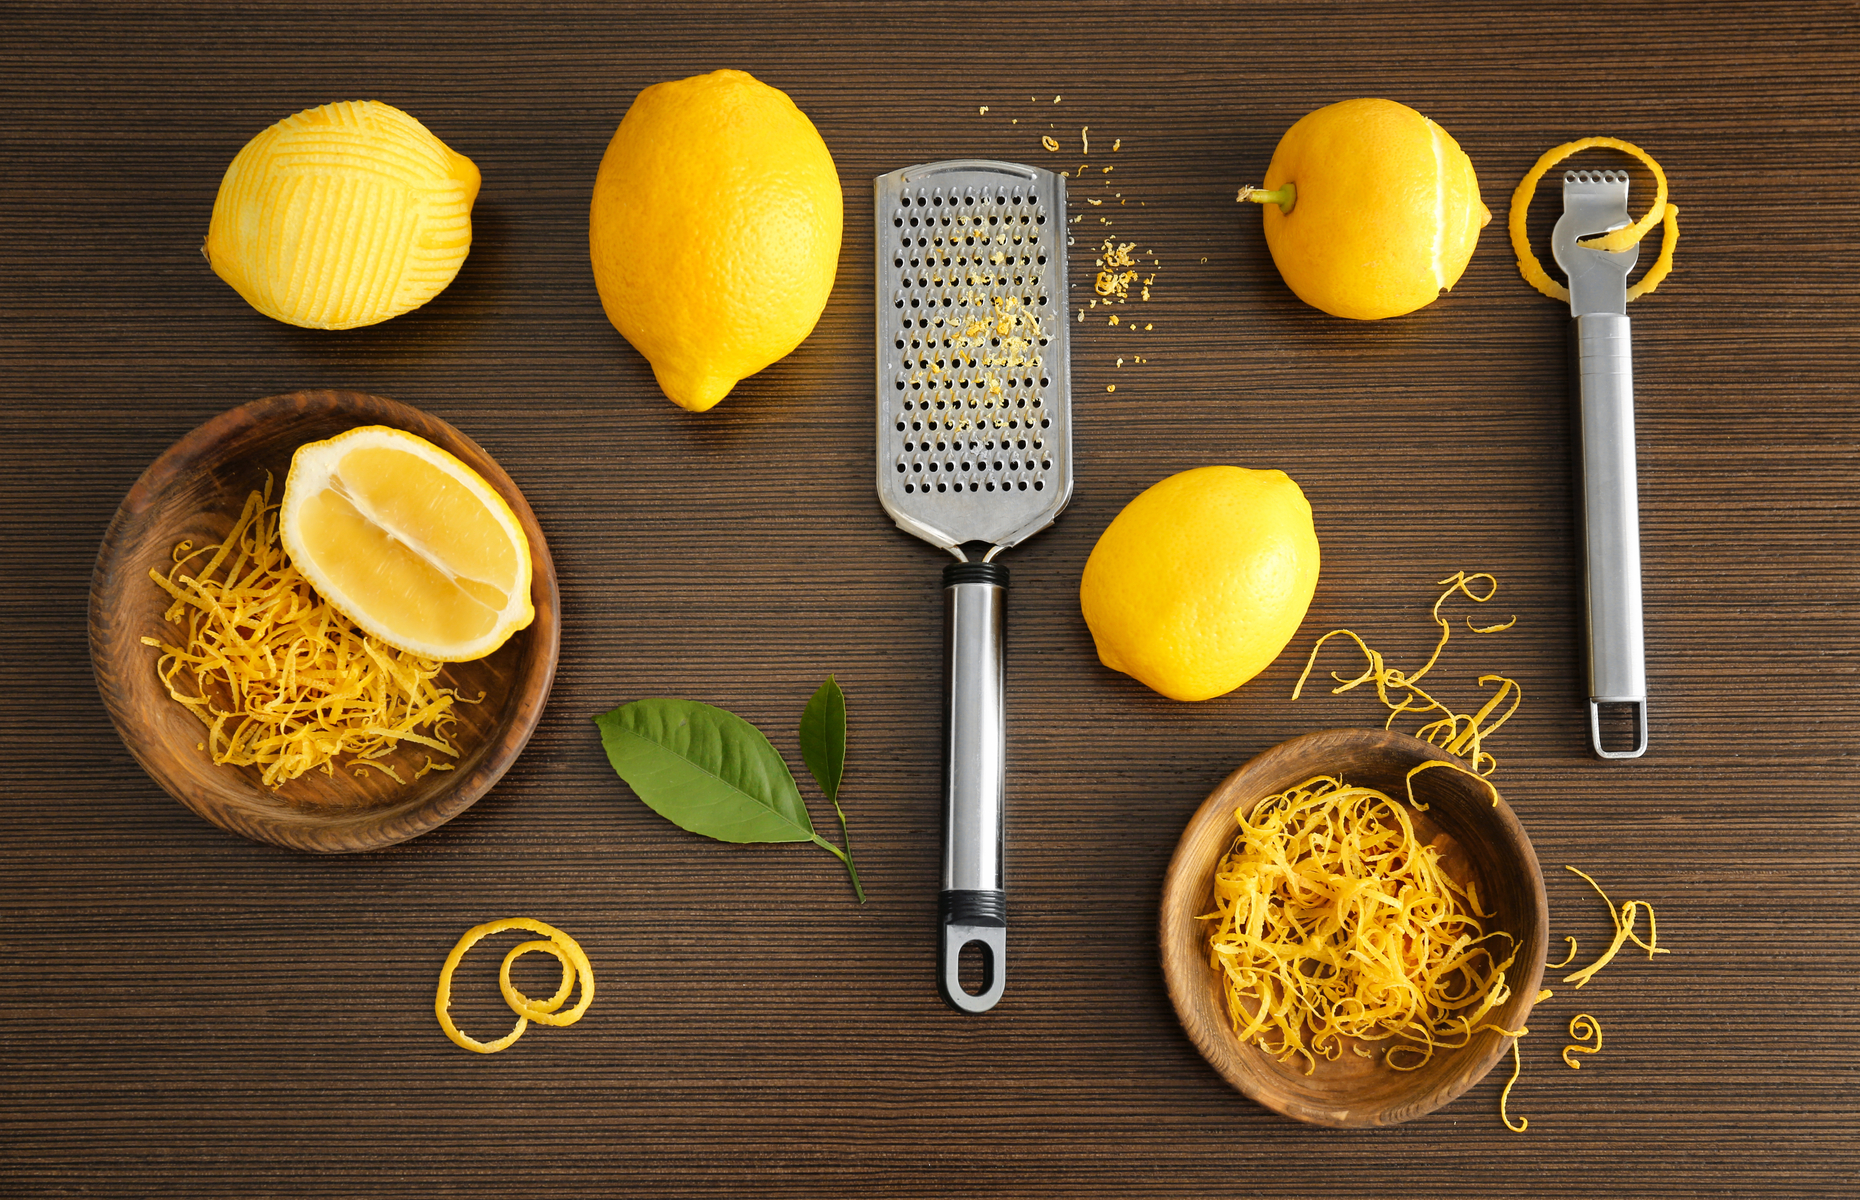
[280, 427, 534, 662]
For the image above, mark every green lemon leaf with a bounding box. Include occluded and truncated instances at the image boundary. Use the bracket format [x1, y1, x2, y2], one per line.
[595, 698, 817, 844]
[798, 675, 847, 805]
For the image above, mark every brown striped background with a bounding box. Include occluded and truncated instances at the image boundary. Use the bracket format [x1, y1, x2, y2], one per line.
[3, 2, 1856, 1196]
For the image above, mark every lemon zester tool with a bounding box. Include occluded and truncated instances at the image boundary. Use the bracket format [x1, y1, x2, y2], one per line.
[874, 159, 1072, 1013]
[1554, 168, 1649, 759]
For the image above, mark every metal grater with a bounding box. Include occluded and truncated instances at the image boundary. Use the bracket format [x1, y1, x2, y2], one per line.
[873, 159, 1072, 1013]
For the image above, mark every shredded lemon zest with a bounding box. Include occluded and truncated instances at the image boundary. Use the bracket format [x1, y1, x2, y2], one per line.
[1561, 866, 1671, 988]
[1549, 937, 1579, 969]
[1041, 135, 1059, 152]
[1536, 988, 1553, 1002]
[1508, 136, 1681, 304]
[1500, 1036, 1528, 1132]
[1402, 758, 1503, 811]
[1562, 1013, 1602, 1069]
[140, 481, 473, 788]
[435, 917, 595, 1054]
[1202, 775, 1520, 1076]
[1292, 573, 1519, 774]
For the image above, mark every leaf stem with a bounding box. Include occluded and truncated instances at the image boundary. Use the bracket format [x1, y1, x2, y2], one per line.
[811, 833, 867, 903]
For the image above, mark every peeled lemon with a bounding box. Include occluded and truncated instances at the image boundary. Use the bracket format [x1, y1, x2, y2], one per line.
[280, 427, 534, 662]
[1080, 466, 1320, 702]
[1245, 98, 1489, 320]
[206, 101, 480, 330]
[589, 69, 843, 412]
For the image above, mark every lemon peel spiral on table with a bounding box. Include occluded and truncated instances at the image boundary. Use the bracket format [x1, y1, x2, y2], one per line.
[435, 918, 595, 1054]
[205, 100, 480, 329]
[1508, 136, 1680, 303]
[589, 69, 844, 412]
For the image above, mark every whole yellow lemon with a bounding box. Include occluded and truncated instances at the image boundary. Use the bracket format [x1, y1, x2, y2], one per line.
[589, 69, 843, 412]
[1080, 466, 1320, 702]
[206, 101, 480, 330]
[1249, 98, 1489, 320]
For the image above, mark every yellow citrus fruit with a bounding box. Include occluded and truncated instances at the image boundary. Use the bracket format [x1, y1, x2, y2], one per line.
[589, 69, 843, 412]
[280, 427, 534, 662]
[206, 101, 480, 330]
[1080, 466, 1320, 702]
[1250, 98, 1489, 320]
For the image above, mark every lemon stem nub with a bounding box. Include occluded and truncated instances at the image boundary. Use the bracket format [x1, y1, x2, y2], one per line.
[1242, 183, 1296, 214]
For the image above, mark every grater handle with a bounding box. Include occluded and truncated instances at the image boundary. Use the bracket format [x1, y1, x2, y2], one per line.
[938, 560, 1007, 1013]
[1572, 312, 1648, 758]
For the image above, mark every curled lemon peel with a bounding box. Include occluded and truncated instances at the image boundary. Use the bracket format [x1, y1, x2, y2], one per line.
[141, 480, 472, 788]
[500, 939, 575, 1019]
[1292, 573, 1519, 775]
[436, 918, 595, 1054]
[1549, 936, 1580, 969]
[1404, 759, 1503, 813]
[1561, 866, 1671, 989]
[1202, 775, 1519, 1076]
[1563, 1013, 1603, 1069]
[1500, 1036, 1529, 1133]
[1508, 136, 1681, 304]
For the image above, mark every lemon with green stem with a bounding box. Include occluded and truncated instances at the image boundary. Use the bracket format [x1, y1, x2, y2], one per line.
[1242, 98, 1489, 320]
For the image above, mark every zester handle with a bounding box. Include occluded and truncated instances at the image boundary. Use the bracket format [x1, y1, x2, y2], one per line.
[1573, 312, 1649, 759]
[939, 560, 1007, 1013]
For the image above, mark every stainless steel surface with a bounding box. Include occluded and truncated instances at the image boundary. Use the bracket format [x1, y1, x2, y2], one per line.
[942, 576, 1005, 893]
[874, 159, 1073, 553]
[1553, 169, 1649, 759]
[874, 158, 1074, 1011]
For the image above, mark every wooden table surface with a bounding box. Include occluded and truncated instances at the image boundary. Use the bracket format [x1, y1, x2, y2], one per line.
[5, 2, 1856, 1195]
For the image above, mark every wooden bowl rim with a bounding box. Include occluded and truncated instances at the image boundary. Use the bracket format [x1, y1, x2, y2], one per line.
[88, 389, 561, 854]
[1158, 727, 1549, 1128]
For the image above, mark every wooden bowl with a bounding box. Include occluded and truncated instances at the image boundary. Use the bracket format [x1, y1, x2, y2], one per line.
[1159, 728, 1548, 1128]
[89, 390, 560, 853]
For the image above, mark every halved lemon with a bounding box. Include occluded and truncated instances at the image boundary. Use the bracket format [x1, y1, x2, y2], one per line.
[280, 426, 534, 662]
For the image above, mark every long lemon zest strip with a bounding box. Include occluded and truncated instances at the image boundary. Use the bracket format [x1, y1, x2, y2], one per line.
[1561, 866, 1671, 988]
[1404, 759, 1502, 812]
[1562, 1013, 1603, 1069]
[1202, 775, 1519, 1076]
[501, 935, 596, 1027]
[500, 940, 574, 1017]
[1509, 136, 1682, 304]
[1549, 937, 1580, 969]
[1500, 1036, 1528, 1133]
[1293, 573, 1518, 775]
[436, 918, 596, 1054]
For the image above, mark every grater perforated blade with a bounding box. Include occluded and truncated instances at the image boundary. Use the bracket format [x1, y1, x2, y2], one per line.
[873, 159, 1072, 1014]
